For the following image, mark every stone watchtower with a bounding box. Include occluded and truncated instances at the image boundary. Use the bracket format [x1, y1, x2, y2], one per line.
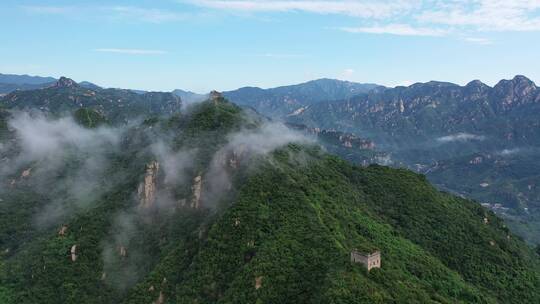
[209, 90, 223, 105]
[351, 249, 381, 271]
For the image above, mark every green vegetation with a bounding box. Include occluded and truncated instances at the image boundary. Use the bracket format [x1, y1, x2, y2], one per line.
[164, 150, 540, 303]
[0, 78, 182, 123]
[0, 96, 539, 303]
[73, 108, 108, 128]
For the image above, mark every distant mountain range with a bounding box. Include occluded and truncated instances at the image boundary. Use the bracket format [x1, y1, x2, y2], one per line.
[3, 73, 540, 243]
[0, 73, 56, 85]
[0, 73, 56, 95]
[0, 73, 104, 95]
[222, 75, 540, 243]
[223, 78, 383, 118]
[0, 77, 182, 123]
[1, 80, 540, 303]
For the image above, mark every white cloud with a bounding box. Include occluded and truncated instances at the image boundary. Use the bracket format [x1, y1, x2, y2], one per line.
[339, 68, 355, 80]
[497, 148, 521, 156]
[338, 24, 447, 36]
[186, 0, 415, 18]
[464, 37, 493, 45]
[22, 1, 540, 35]
[187, 0, 540, 35]
[8, 112, 121, 161]
[107, 6, 189, 23]
[436, 133, 486, 143]
[417, 0, 540, 32]
[21, 5, 194, 24]
[256, 53, 304, 58]
[395, 80, 415, 87]
[94, 48, 167, 55]
[343, 68, 355, 76]
[1, 112, 125, 225]
[21, 5, 75, 14]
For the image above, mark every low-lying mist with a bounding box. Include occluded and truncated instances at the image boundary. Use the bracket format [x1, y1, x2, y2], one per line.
[436, 132, 485, 143]
[0, 111, 126, 226]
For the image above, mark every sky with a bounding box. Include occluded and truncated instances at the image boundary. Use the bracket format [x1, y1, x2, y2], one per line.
[1, 0, 540, 93]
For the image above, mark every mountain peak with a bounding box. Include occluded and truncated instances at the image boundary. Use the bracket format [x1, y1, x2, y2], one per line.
[409, 81, 459, 90]
[511, 75, 536, 86]
[466, 80, 488, 88]
[494, 75, 537, 98]
[53, 76, 78, 88]
[209, 90, 223, 103]
[465, 80, 490, 93]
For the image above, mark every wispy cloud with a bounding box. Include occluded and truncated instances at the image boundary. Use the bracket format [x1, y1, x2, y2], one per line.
[186, 0, 540, 36]
[256, 53, 304, 58]
[107, 6, 189, 23]
[437, 133, 485, 143]
[497, 148, 521, 156]
[20, 5, 75, 14]
[94, 48, 167, 55]
[21, 5, 194, 24]
[395, 80, 415, 87]
[417, 1, 540, 32]
[340, 68, 355, 79]
[21, 1, 540, 37]
[343, 68, 354, 75]
[339, 24, 447, 36]
[186, 0, 414, 18]
[463, 37, 493, 45]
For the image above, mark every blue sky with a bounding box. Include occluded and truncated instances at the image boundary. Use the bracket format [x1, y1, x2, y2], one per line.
[1, 0, 540, 93]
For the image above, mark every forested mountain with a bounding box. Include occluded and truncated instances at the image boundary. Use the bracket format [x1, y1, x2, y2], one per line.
[1, 82, 539, 303]
[286, 76, 539, 148]
[0, 73, 56, 85]
[223, 78, 383, 118]
[224, 75, 540, 244]
[0, 73, 56, 95]
[0, 77, 182, 123]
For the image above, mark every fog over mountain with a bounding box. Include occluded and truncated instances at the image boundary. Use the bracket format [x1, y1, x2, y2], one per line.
[222, 75, 540, 243]
[1, 75, 540, 303]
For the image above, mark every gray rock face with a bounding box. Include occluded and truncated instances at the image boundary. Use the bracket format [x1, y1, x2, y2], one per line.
[190, 175, 202, 209]
[138, 161, 160, 209]
[53, 77, 79, 88]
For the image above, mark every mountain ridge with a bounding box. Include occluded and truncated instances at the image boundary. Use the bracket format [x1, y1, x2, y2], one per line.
[0, 83, 540, 302]
[226, 75, 540, 243]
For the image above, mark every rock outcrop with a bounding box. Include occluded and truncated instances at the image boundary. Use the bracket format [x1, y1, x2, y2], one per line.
[58, 225, 68, 236]
[53, 77, 79, 88]
[255, 276, 263, 290]
[21, 168, 32, 178]
[138, 161, 160, 209]
[153, 291, 165, 304]
[70, 245, 78, 262]
[118, 246, 127, 258]
[191, 175, 202, 209]
[209, 90, 223, 102]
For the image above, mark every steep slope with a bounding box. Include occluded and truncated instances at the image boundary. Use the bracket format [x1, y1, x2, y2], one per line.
[0, 98, 253, 303]
[125, 149, 540, 304]
[289, 76, 539, 148]
[0, 88, 539, 303]
[278, 76, 540, 243]
[285, 122, 389, 165]
[223, 78, 383, 118]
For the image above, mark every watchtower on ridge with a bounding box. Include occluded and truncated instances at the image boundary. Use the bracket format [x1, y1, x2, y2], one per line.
[351, 249, 381, 271]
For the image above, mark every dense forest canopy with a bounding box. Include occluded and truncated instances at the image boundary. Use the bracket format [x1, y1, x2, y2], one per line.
[0, 80, 539, 303]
